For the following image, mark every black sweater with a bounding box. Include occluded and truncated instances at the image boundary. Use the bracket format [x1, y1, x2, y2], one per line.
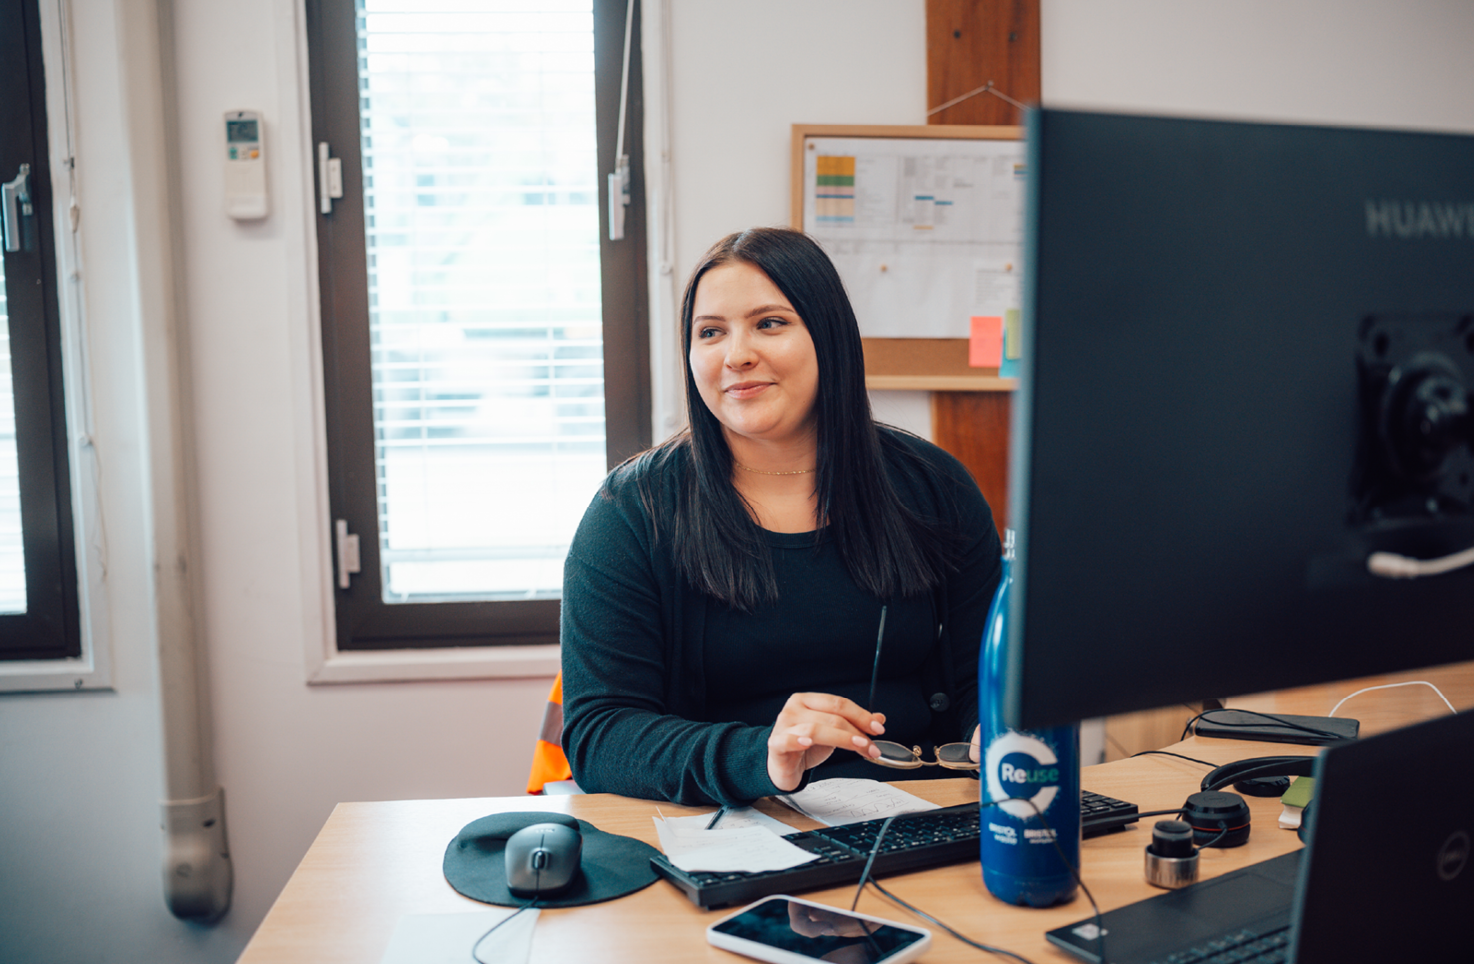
[559, 428, 1002, 805]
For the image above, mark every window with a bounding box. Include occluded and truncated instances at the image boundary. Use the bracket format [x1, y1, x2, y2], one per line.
[306, 0, 649, 650]
[0, 0, 79, 661]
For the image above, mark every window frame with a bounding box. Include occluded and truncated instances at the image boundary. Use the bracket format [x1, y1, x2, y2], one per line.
[304, 0, 651, 652]
[0, 0, 80, 663]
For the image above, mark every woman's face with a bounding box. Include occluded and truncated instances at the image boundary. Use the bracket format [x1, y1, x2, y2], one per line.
[689, 261, 820, 452]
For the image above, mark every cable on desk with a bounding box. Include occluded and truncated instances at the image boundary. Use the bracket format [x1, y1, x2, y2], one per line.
[1001, 796, 1105, 963]
[1084, 807, 1186, 836]
[849, 797, 1106, 964]
[1327, 680, 1456, 718]
[1130, 749, 1218, 769]
[471, 897, 538, 964]
[849, 814, 897, 911]
[1197, 826, 1230, 849]
[866, 877, 1039, 964]
[1107, 703, 1202, 760]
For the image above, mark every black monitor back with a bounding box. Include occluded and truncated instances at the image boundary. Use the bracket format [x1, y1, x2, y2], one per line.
[1007, 108, 1474, 729]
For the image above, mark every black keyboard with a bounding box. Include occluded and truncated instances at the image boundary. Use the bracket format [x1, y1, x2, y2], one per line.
[1148, 925, 1291, 964]
[652, 790, 1139, 909]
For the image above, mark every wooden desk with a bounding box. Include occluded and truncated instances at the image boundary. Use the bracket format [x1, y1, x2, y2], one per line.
[239, 663, 1474, 962]
[1103, 660, 1474, 761]
[238, 734, 1331, 964]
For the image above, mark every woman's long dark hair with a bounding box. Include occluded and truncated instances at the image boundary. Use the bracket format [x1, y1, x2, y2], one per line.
[623, 227, 957, 610]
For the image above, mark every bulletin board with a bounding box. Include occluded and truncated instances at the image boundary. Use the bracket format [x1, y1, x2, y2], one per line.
[791, 124, 1024, 391]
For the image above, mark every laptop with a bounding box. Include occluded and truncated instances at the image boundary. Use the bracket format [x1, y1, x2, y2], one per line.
[1047, 708, 1473, 963]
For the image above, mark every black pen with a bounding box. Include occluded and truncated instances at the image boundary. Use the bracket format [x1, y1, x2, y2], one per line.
[867, 605, 888, 711]
[705, 806, 730, 830]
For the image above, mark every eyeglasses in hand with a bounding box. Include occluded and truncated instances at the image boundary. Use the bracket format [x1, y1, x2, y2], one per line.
[868, 741, 979, 770]
[861, 606, 980, 771]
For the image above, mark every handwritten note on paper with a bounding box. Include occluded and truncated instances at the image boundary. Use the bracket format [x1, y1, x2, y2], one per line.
[661, 807, 797, 836]
[776, 778, 942, 827]
[653, 817, 818, 874]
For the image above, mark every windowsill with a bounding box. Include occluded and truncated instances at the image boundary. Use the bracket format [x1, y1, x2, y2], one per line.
[0, 652, 114, 694]
[306, 642, 560, 685]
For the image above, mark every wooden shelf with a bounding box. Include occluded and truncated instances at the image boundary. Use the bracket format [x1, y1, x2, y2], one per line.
[866, 374, 1016, 391]
[861, 337, 1017, 392]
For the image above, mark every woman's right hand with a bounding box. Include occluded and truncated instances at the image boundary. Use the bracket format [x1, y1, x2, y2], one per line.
[766, 693, 886, 792]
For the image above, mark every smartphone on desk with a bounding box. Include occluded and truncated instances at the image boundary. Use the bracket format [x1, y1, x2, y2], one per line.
[707, 895, 931, 964]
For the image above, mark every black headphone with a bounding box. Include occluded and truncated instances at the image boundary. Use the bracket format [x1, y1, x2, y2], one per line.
[1199, 755, 1317, 796]
[1172, 755, 1318, 848]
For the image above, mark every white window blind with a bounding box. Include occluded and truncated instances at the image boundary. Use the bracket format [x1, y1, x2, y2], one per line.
[357, 0, 607, 603]
[0, 257, 24, 615]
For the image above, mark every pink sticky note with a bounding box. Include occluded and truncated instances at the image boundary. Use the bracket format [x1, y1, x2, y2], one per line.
[969, 316, 1003, 368]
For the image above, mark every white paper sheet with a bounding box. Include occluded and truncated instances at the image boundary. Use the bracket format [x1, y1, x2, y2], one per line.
[653, 816, 818, 874]
[775, 778, 942, 827]
[662, 806, 797, 835]
[378, 908, 539, 964]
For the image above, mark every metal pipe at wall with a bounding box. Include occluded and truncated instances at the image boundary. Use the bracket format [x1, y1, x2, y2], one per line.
[108, 0, 232, 921]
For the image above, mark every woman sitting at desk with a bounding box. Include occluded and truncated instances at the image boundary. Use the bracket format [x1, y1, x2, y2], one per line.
[560, 228, 1002, 805]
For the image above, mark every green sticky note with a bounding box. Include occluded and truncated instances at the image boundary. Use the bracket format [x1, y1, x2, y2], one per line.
[1280, 775, 1316, 808]
[1004, 308, 1022, 361]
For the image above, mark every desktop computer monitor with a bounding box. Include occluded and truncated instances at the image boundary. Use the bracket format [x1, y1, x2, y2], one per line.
[1005, 108, 1474, 730]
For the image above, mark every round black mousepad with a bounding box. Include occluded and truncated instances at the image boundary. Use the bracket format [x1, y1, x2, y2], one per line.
[443, 810, 661, 908]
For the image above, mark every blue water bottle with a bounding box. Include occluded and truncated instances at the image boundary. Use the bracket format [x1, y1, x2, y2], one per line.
[978, 529, 1081, 906]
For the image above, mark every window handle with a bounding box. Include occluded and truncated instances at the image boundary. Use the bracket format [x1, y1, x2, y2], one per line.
[334, 519, 361, 589]
[607, 155, 629, 241]
[607, 0, 634, 241]
[317, 143, 343, 215]
[3, 163, 32, 253]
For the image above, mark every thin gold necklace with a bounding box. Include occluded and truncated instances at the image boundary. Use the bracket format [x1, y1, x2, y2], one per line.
[733, 460, 816, 476]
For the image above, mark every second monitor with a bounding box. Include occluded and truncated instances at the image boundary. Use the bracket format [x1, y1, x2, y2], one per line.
[1006, 108, 1474, 730]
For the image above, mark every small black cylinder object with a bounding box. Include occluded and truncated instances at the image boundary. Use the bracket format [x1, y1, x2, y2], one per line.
[1182, 791, 1252, 848]
[1149, 820, 1196, 858]
[1145, 820, 1199, 889]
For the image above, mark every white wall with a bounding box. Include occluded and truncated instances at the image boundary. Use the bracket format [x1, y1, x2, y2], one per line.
[3, 2, 1473, 962]
[645, 0, 932, 440]
[662, 1, 927, 280]
[1041, 0, 1474, 134]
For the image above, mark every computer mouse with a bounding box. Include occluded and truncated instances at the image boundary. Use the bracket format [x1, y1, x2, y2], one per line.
[505, 822, 582, 897]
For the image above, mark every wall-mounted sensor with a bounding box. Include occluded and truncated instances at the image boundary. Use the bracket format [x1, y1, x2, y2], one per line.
[224, 110, 268, 220]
